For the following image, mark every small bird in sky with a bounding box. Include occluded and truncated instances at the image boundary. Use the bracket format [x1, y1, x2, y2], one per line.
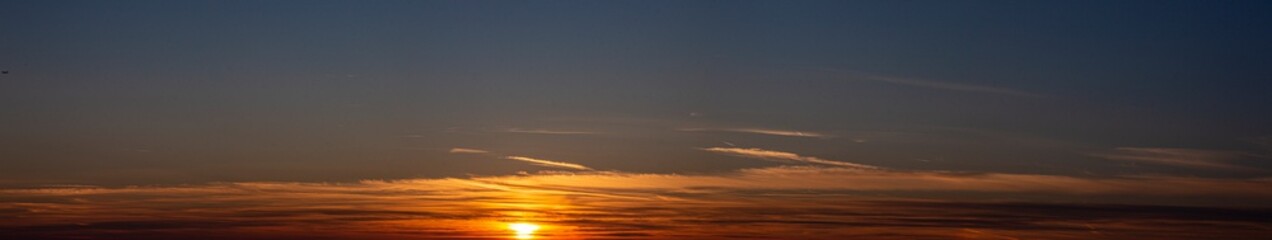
[1, 70, 8, 74]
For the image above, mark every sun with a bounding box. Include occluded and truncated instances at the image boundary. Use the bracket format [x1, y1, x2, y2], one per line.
[508, 222, 540, 239]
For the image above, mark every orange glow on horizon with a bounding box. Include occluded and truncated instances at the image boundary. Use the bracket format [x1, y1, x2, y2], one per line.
[508, 222, 540, 239]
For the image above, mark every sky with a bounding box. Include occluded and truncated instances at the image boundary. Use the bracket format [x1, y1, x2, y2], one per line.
[1, 0, 1271, 239]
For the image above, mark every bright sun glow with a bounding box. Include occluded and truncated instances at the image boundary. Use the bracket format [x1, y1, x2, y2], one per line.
[508, 222, 540, 239]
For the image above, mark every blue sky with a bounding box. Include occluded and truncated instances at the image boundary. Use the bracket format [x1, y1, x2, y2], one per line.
[2, 0, 1271, 184]
[1, 0, 1271, 186]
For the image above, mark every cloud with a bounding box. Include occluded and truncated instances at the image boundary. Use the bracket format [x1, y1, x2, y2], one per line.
[487, 165, 1272, 196]
[1091, 147, 1256, 170]
[819, 68, 1044, 98]
[701, 147, 879, 169]
[505, 156, 594, 171]
[448, 148, 491, 154]
[679, 128, 832, 138]
[448, 148, 593, 171]
[1251, 136, 1272, 156]
[505, 128, 600, 135]
[2, 166, 1271, 239]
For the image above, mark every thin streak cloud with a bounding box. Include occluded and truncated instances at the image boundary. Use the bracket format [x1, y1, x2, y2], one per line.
[448, 148, 491, 154]
[448, 148, 594, 171]
[820, 68, 1045, 98]
[505, 156, 594, 171]
[680, 128, 832, 138]
[505, 128, 601, 135]
[702, 147, 879, 169]
[1091, 147, 1257, 170]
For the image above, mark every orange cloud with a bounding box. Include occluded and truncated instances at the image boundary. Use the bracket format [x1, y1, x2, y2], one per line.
[701, 147, 879, 169]
[680, 128, 832, 138]
[505, 156, 594, 171]
[448, 148, 491, 154]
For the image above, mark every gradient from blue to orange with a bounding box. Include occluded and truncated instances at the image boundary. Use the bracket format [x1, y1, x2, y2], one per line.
[1, 1, 1271, 239]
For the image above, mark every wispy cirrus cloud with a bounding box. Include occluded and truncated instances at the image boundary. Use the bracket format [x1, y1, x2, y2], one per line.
[448, 148, 594, 171]
[679, 128, 832, 138]
[484, 165, 1272, 196]
[817, 68, 1045, 98]
[505, 128, 601, 135]
[448, 148, 491, 154]
[702, 147, 879, 169]
[1252, 136, 1272, 155]
[1091, 147, 1257, 170]
[505, 156, 594, 171]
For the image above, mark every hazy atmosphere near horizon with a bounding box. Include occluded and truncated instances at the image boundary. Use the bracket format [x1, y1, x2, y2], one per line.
[2, 1, 1272, 239]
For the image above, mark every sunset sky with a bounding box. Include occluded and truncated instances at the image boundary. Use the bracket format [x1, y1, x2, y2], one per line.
[2, 1, 1271, 239]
